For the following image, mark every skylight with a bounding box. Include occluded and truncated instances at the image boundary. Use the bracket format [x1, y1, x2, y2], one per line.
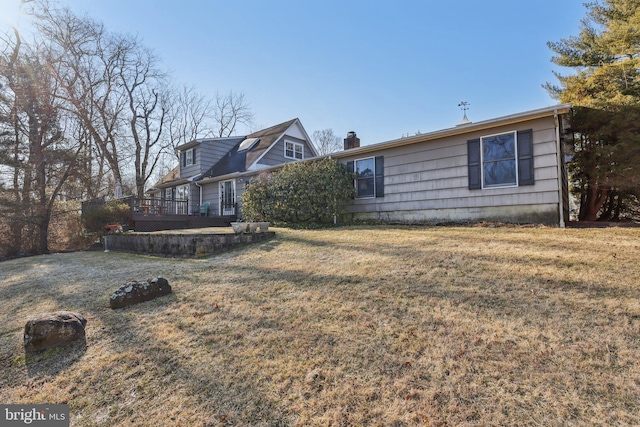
[238, 138, 259, 152]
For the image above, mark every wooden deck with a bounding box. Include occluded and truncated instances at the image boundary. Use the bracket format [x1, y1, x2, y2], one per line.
[81, 196, 238, 232]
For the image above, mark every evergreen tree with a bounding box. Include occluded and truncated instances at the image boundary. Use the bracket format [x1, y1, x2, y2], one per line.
[546, 0, 640, 221]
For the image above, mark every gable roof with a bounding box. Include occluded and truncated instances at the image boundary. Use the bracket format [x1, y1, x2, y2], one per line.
[196, 104, 573, 186]
[200, 118, 300, 179]
[147, 166, 180, 194]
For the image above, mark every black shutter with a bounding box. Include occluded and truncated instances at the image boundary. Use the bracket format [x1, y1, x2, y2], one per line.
[517, 129, 534, 186]
[181, 152, 186, 167]
[192, 148, 196, 164]
[375, 156, 384, 198]
[346, 161, 356, 196]
[467, 138, 481, 189]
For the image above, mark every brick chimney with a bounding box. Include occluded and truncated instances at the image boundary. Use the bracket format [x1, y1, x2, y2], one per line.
[344, 131, 360, 150]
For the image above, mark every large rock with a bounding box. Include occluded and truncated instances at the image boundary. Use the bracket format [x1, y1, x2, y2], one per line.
[24, 311, 87, 353]
[110, 277, 172, 309]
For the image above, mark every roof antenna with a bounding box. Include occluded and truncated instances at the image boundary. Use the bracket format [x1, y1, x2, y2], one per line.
[456, 101, 471, 126]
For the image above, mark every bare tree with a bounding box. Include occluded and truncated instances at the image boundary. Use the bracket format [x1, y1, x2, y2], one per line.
[118, 41, 171, 198]
[312, 129, 342, 155]
[166, 85, 214, 160]
[28, 2, 126, 195]
[17, 0, 255, 205]
[27, 1, 174, 200]
[0, 30, 83, 254]
[212, 91, 254, 137]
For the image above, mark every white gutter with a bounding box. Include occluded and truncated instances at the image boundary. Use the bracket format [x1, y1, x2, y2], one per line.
[554, 110, 566, 228]
[187, 174, 202, 214]
[194, 179, 203, 208]
[197, 172, 243, 185]
[330, 104, 573, 159]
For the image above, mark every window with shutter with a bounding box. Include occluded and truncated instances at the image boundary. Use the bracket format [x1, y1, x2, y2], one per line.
[467, 139, 481, 190]
[353, 156, 384, 198]
[517, 129, 534, 185]
[467, 129, 534, 189]
[375, 156, 384, 198]
[186, 148, 194, 166]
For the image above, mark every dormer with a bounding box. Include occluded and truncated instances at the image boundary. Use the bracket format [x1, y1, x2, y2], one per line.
[176, 140, 200, 177]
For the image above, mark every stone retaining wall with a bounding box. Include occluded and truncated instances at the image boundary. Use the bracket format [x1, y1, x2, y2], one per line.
[104, 232, 275, 257]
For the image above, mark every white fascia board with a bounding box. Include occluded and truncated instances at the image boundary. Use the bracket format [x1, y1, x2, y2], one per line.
[249, 130, 290, 167]
[247, 163, 270, 171]
[250, 119, 317, 166]
[295, 119, 319, 157]
[152, 174, 201, 190]
[175, 140, 200, 151]
[197, 172, 242, 185]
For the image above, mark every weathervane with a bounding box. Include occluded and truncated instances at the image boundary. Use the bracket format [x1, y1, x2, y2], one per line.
[457, 101, 471, 126]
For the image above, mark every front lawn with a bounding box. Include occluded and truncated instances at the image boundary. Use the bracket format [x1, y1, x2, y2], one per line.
[1, 226, 639, 426]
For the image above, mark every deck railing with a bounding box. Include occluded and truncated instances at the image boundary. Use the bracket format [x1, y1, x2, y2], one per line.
[133, 197, 189, 216]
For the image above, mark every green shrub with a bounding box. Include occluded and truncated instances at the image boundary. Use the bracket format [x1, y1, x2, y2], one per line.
[242, 158, 355, 225]
[81, 201, 131, 234]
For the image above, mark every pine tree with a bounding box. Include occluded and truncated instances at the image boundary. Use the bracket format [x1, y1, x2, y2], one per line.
[547, 0, 640, 221]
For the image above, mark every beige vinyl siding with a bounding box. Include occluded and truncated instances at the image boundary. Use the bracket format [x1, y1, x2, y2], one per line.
[344, 116, 561, 224]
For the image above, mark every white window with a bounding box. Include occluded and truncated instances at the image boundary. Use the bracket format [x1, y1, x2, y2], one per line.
[177, 184, 189, 201]
[347, 156, 384, 199]
[285, 140, 304, 160]
[186, 148, 195, 166]
[355, 157, 375, 198]
[467, 129, 534, 190]
[176, 184, 189, 214]
[481, 131, 517, 188]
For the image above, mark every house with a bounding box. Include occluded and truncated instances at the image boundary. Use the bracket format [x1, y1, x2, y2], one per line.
[330, 104, 573, 226]
[141, 104, 572, 230]
[139, 118, 317, 230]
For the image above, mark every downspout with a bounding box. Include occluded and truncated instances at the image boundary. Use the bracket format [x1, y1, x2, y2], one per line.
[194, 179, 203, 210]
[554, 110, 566, 228]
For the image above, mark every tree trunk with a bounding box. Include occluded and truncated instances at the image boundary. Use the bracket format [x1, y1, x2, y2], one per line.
[613, 194, 623, 221]
[598, 191, 616, 221]
[32, 115, 50, 254]
[580, 183, 609, 221]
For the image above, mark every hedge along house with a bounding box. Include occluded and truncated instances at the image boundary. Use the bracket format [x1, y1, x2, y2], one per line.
[144, 118, 317, 229]
[332, 104, 573, 226]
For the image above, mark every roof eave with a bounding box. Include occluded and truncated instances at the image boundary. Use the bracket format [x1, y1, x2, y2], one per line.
[153, 174, 202, 189]
[331, 104, 572, 158]
[175, 140, 200, 151]
[198, 171, 243, 185]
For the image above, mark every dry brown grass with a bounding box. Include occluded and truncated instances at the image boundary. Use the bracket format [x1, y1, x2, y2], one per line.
[1, 225, 639, 426]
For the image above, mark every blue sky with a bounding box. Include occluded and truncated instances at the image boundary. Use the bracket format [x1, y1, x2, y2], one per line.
[1, 0, 586, 146]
